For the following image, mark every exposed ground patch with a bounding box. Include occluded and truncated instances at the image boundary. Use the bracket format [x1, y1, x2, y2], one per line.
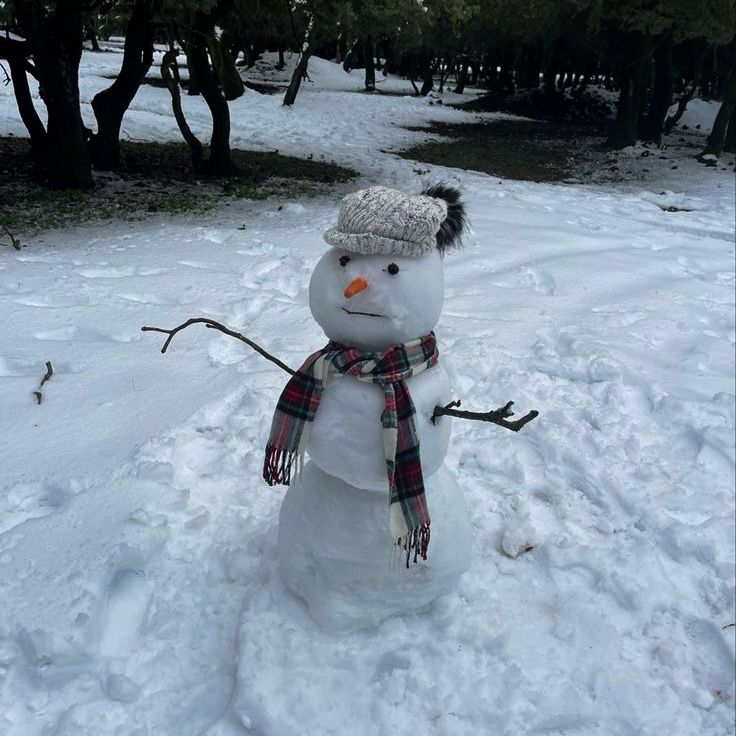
[399, 119, 602, 182]
[0, 136, 356, 234]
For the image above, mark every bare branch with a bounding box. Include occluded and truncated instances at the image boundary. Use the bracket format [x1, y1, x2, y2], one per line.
[33, 391, 42, 405]
[0, 61, 9, 86]
[141, 318, 296, 375]
[141, 319, 539, 433]
[431, 399, 538, 432]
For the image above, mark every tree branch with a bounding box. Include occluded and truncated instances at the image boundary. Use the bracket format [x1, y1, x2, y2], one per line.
[431, 399, 538, 432]
[141, 318, 539, 432]
[141, 318, 296, 375]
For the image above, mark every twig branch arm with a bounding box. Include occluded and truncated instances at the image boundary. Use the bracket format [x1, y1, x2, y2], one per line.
[141, 319, 539, 432]
[431, 399, 538, 432]
[141, 318, 296, 375]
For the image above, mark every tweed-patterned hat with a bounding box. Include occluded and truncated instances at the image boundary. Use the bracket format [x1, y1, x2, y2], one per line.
[323, 185, 467, 257]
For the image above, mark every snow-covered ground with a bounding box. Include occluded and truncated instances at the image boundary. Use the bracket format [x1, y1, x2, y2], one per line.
[1, 49, 734, 736]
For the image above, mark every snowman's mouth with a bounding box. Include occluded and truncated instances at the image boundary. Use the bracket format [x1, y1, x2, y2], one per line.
[342, 307, 387, 319]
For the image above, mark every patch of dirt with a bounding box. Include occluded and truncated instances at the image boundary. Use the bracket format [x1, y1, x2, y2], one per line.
[399, 119, 604, 182]
[0, 136, 356, 233]
[455, 88, 615, 131]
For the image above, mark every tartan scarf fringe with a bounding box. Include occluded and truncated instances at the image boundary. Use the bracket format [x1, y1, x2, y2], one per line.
[263, 445, 298, 486]
[395, 522, 431, 568]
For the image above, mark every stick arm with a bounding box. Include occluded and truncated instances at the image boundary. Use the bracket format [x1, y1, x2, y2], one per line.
[431, 399, 538, 432]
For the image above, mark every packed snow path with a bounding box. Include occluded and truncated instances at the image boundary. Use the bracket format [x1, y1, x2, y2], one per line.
[1, 52, 735, 735]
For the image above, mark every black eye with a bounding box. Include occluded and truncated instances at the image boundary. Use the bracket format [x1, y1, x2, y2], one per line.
[386, 263, 400, 275]
[339, 255, 351, 267]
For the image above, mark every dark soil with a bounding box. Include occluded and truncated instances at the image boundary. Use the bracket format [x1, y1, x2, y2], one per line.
[0, 136, 356, 233]
[455, 88, 614, 132]
[399, 119, 605, 182]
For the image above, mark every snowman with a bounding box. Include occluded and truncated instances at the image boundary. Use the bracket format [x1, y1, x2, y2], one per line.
[263, 184, 473, 629]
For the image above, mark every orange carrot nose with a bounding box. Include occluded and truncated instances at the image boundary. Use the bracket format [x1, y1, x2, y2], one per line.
[344, 276, 368, 298]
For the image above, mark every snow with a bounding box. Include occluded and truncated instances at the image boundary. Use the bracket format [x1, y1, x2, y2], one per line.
[1, 50, 735, 735]
[670, 98, 722, 133]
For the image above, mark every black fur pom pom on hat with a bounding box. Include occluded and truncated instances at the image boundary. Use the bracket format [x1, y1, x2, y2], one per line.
[421, 183, 468, 253]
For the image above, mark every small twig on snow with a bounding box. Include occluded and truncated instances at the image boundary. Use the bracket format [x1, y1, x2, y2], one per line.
[33, 360, 53, 405]
[141, 317, 296, 375]
[431, 398, 538, 432]
[39, 360, 53, 387]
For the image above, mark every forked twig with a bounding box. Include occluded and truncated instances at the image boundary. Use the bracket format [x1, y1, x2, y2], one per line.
[431, 398, 538, 432]
[141, 317, 296, 375]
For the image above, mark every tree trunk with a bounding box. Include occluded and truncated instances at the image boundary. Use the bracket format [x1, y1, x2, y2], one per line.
[90, 0, 154, 170]
[699, 72, 736, 160]
[438, 58, 449, 93]
[724, 108, 736, 153]
[454, 56, 468, 94]
[363, 37, 375, 91]
[86, 20, 101, 52]
[420, 64, 434, 96]
[208, 33, 245, 101]
[607, 33, 652, 149]
[17, 0, 91, 188]
[664, 42, 710, 134]
[1, 41, 48, 157]
[184, 25, 233, 175]
[284, 15, 314, 107]
[641, 30, 674, 143]
[161, 48, 203, 169]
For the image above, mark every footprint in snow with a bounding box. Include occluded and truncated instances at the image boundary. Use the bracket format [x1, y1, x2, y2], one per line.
[78, 266, 137, 279]
[0, 482, 66, 535]
[34, 325, 137, 343]
[12, 294, 88, 308]
[521, 266, 556, 296]
[178, 260, 219, 270]
[98, 569, 151, 658]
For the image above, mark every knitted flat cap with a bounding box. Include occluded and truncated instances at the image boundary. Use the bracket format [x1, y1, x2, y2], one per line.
[323, 186, 449, 257]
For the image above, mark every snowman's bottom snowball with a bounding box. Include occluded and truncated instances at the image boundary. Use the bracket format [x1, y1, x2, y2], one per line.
[278, 461, 472, 630]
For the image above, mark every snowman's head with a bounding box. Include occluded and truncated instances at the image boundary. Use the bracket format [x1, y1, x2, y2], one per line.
[309, 184, 467, 352]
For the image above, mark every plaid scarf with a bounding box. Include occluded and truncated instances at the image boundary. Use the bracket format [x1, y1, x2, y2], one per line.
[264, 333, 439, 566]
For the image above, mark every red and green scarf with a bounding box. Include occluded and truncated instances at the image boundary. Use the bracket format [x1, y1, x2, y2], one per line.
[264, 333, 439, 566]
